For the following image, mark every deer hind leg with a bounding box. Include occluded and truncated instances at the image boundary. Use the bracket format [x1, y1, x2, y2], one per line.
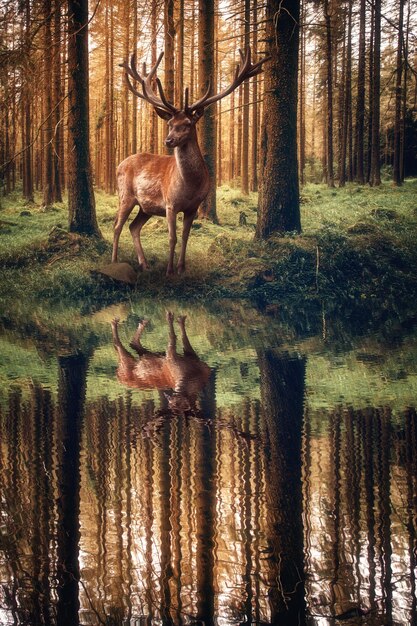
[112, 194, 137, 263]
[129, 208, 151, 269]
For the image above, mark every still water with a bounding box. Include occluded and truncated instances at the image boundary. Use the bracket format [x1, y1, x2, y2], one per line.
[0, 301, 416, 625]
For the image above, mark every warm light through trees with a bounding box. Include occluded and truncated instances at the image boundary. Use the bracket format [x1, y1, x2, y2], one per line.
[0, 0, 416, 224]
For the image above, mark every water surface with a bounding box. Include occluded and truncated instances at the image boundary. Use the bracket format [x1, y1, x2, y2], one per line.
[0, 302, 416, 625]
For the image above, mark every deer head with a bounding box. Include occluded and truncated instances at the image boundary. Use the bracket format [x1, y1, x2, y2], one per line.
[120, 47, 269, 144]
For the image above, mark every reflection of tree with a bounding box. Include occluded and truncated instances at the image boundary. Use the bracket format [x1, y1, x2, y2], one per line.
[257, 350, 306, 625]
[303, 405, 417, 624]
[195, 370, 217, 626]
[56, 353, 88, 626]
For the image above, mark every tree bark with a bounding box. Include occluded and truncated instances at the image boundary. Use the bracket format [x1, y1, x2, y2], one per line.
[53, 0, 63, 202]
[369, 0, 381, 186]
[43, 0, 55, 207]
[241, 0, 250, 194]
[250, 0, 259, 191]
[164, 0, 175, 154]
[131, 0, 138, 154]
[354, 0, 366, 183]
[198, 0, 217, 221]
[393, 0, 404, 185]
[339, 0, 352, 187]
[150, 0, 158, 154]
[67, 0, 100, 235]
[256, 0, 301, 238]
[324, 0, 334, 187]
[298, 0, 306, 185]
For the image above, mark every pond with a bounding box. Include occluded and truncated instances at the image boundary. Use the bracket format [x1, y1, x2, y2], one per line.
[0, 300, 416, 625]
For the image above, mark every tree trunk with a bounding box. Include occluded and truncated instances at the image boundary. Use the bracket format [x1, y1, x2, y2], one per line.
[250, 0, 259, 191]
[150, 0, 158, 153]
[241, 0, 250, 194]
[67, 0, 100, 235]
[393, 0, 404, 185]
[164, 0, 175, 154]
[400, 0, 410, 181]
[324, 0, 334, 187]
[229, 81, 235, 183]
[43, 0, 55, 207]
[256, 0, 301, 238]
[53, 0, 63, 202]
[198, 0, 217, 222]
[122, 0, 130, 160]
[354, 0, 366, 183]
[298, 0, 306, 185]
[339, 0, 352, 187]
[176, 0, 184, 108]
[366, 1, 374, 182]
[131, 0, 138, 154]
[369, 0, 381, 186]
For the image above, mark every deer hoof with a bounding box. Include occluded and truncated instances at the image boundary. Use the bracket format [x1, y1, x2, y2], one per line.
[166, 311, 174, 323]
[177, 264, 185, 275]
[166, 267, 174, 277]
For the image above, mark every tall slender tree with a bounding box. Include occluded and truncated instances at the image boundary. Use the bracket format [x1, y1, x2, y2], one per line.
[198, 0, 217, 222]
[256, 0, 301, 238]
[67, 0, 100, 235]
[354, 0, 366, 183]
[393, 0, 405, 185]
[369, 0, 381, 186]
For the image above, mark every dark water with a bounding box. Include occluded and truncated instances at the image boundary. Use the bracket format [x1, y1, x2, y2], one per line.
[0, 303, 416, 625]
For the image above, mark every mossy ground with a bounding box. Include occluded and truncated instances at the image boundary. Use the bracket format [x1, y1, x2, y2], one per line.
[1, 180, 416, 328]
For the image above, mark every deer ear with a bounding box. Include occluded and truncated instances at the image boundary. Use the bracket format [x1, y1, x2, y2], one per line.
[192, 107, 205, 123]
[154, 107, 172, 121]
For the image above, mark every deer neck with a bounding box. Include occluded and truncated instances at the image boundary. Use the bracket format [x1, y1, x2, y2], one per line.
[174, 133, 207, 183]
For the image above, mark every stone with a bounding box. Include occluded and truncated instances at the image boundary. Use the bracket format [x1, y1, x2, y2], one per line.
[93, 262, 137, 285]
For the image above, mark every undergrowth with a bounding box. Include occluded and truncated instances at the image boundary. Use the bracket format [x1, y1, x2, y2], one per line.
[1, 181, 416, 326]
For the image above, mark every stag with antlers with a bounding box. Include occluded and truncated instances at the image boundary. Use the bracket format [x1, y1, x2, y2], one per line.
[112, 48, 268, 275]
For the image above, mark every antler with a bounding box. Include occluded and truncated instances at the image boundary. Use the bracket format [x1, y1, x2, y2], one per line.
[186, 47, 270, 114]
[120, 51, 178, 116]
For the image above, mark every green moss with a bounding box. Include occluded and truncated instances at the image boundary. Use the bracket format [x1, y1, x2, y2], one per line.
[1, 181, 416, 326]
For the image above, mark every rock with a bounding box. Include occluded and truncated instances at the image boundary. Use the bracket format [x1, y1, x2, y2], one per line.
[20, 210, 32, 217]
[93, 262, 137, 285]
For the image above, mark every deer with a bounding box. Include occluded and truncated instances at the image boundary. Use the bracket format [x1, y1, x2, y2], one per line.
[112, 47, 269, 275]
[111, 312, 211, 413]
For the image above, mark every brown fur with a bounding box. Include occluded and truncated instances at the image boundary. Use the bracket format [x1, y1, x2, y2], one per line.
[111, 314, 211, 411]
[112, 113, 210, 275]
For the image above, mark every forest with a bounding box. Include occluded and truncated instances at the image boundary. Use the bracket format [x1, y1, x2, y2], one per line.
[1, 2, 417, 625]
[0, 0, 416, 313]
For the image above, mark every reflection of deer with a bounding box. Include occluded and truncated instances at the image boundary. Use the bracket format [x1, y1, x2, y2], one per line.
[111, 312, 211, 412]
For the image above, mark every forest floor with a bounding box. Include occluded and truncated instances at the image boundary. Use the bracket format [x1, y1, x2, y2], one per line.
[1, 179, 417, 332]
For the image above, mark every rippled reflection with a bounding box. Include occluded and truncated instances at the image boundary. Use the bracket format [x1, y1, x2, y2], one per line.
[0, 314, 416, 625]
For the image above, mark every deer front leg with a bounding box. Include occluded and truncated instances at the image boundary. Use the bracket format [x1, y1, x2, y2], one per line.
[177, 211, 196, 274]
[166, 208, 177, 276]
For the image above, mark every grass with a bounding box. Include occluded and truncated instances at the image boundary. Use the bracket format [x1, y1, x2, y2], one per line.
[1, 180, 417, 330]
